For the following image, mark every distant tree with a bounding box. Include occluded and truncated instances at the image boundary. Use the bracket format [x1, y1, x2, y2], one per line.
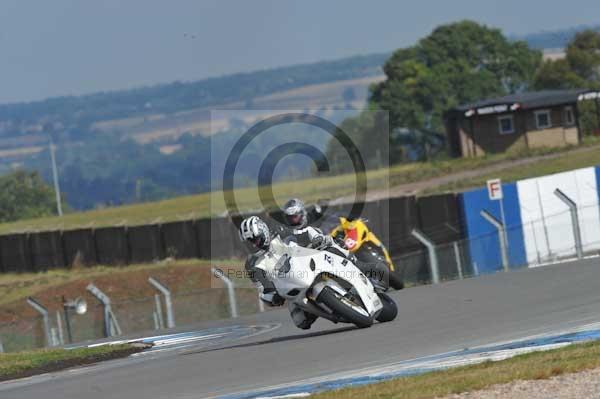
[0, 170, 60, 222]
[567, 30, 600, 83]
[533, 30, 600, 90]
[371, 20, 542, 132]
[532, 59, 586, 90]
[533, 30, 600, 136]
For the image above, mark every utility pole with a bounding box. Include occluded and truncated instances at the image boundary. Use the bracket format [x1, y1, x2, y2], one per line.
[49, 140, 63, 217]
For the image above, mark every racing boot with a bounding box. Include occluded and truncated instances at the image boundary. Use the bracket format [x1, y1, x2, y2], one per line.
[290, 306, 317, 330]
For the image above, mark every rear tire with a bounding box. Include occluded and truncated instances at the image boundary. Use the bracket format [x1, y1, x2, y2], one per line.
[317, 287, 373, 328]
[375, 293, 398, 323]
[357, 244, 404, 290]
[388, 272, 404, 290]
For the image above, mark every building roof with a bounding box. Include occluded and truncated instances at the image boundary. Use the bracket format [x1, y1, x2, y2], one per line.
[453, 89, 594, 117]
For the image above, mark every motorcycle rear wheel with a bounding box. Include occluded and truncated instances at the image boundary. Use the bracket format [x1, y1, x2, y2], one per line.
[357, 243, 404, 290]
[317, 287, 373, 328]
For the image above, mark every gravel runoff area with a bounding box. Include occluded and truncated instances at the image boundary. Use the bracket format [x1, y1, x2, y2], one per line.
[443, 367, 600, 399]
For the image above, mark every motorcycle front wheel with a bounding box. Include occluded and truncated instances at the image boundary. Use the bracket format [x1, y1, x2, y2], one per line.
[317, 287, 373, 328]
[375, 292, 398, 323]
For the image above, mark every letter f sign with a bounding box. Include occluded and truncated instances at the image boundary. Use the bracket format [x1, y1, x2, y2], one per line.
[487, 178, 503, 200]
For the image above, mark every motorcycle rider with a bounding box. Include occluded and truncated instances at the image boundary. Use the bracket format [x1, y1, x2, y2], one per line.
[240, 216, 324, 329]
[282, 198, 324, 229]
[283, 199, 390, 290]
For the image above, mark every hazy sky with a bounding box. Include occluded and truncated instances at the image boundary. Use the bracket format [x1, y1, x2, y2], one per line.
[1, 0, 599, 104]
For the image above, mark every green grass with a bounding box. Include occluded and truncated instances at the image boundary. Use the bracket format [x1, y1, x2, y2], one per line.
[425, 141, 600, 195]
[1, 140, 599, 234]
[312, 340, 600, 399]
[0, 344, 141, 380]
[0, 259, 218, 307]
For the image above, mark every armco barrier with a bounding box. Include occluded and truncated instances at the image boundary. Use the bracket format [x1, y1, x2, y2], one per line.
[128, 225, 163, 263]
[195, 218, 211, 259]
[162, 221, 198, 259]
[0, 194, 470, 274]
[62, 229, 97, 267]
[209, 218, 234, 260]
[29, 231, 65, 270]
[416, 193, 462, 244]
[95, 226, 129, 265]
[388, 196, 421, 254]
[0, 233, 32, 273]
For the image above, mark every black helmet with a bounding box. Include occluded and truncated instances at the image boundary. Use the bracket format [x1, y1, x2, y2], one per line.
[239, 216, 271, 250]
[283, 198, 307, 228]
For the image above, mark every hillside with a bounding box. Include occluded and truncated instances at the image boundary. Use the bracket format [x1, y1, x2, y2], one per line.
[513, 24, 600, 49]
[2, 22, 597, 160]
[0, 54, 388, 152]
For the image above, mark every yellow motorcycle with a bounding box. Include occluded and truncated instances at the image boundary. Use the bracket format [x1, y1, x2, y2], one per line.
[330, 217, 404, 290]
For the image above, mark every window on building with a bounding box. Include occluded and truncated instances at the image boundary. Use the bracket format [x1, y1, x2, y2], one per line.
[564, 106, 575, 126]
[535, 110, 552, 129]
[498, 115, 514, 134]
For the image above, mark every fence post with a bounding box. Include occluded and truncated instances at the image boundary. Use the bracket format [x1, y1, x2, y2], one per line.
[212, 267, 238, 318]
[411, 229, 440, 284]
[453, 242, 464, 280]
[153, 312, 160, 330]
[26, 297, 53, 347]
[257, 287, 265, 313]
[56, 310, 65, 345]
[154, 294, 165, 329]
[472, 262, 480, 276]
[480, 210, 509, 272]
[86, 283, 121, 337]
[0, 337, 4, 353]
[554, 189, 583, 259]
[148, 277, 175, 328]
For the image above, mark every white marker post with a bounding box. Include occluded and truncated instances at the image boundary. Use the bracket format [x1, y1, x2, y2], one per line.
[487, 178, 508, 247]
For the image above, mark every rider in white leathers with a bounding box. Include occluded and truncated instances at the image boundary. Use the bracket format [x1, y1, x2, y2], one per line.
[240, 216, 332, 329]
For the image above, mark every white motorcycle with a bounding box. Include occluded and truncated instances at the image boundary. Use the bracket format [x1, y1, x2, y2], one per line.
[255, 236, 398, 328]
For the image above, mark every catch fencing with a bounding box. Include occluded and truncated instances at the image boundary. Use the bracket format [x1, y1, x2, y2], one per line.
[1, 197, 598, 352]
[0, 282, 264, 353]
[393, 200, 600, 285]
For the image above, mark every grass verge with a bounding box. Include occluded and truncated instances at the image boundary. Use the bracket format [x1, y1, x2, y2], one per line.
[0, 344, 146, 382]
[0, 259, 223, 308]
[0, 258, 260, 353]
[2, 141, 599, 234]
[425, 142, 600, 195]
[312, 340, 600, 399]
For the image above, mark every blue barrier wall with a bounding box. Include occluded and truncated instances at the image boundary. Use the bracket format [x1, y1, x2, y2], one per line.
[459, 183, 527, 274]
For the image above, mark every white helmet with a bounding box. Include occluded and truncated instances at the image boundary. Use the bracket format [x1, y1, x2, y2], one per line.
[239, 216, 271, 250]
[283, 198, 307, 228]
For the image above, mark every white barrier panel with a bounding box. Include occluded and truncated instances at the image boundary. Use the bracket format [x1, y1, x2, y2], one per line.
[517, 167, 600, 264]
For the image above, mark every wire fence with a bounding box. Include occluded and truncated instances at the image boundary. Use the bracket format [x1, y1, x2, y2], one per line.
[2, 200, 599, 352]
[0, 286, 265, 353]
[392, 201, 600, 286]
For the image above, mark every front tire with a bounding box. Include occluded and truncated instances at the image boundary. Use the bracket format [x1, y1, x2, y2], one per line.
[375, 293, 397, 323]
[317, 287, 373, 328]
